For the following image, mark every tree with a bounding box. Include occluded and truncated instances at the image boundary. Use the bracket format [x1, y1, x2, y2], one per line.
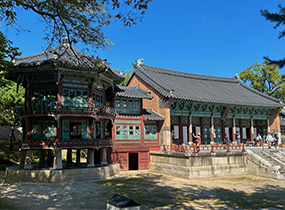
[0, 0, 152, 52]
[119, 67, 133, 86]
[261, 4, 285, 68]
[238, 60, 285, 102]
[0, 32, 23, 126]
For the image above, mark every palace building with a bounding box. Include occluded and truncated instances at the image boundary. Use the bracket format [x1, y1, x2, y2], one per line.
[5, 41, 164, 171]
[5, 43, 284, 171]
[127, 63, 283, 147]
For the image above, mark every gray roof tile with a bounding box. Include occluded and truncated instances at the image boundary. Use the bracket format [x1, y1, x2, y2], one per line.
[13, 44, 124, 79]
[133, 64, 283, 107]
[143, 109, 165, 121]
[114, 86, 153, 99]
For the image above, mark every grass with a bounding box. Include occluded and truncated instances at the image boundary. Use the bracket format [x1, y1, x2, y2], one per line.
[0, 199, 18, 210]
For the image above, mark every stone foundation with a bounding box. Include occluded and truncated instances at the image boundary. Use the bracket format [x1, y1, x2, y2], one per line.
[6, 164, 120, 183]
[149, 151, 247, 178]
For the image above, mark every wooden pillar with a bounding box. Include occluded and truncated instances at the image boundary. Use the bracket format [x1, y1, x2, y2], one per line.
[188, 113, 193, 143]
[47, 150, 53, 167]
[101, 147, 107, 165]
[210, 115, 214, 145]
[232, 117, 236, 142]
[53, 149, 63, 169]
[250, 118, 254, 141]
[39, 149, 45, 166]
[76, 149, 81, 165]
[200, 117, 203, 144]
[28, 118, 32, 140]
[87, 148, 95, 167]
[66, 149, 72, 165]
[221, 119, 225, 144]
[179, 116, 182, 144]
[267, 118, 270, 134]
[88, 119, 92, 139]
[19, 150, 26, 168]
[24, 150, 33, 169]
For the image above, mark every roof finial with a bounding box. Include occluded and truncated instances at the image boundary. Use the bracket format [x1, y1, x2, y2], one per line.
[136, 57, 144, 66]
[234, 73, 240, 81]
[62, 35, 70, 46]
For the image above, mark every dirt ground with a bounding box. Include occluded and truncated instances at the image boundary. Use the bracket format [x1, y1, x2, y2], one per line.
[1, 170, 285, 210]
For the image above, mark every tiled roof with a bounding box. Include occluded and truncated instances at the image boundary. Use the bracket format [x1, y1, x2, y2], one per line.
[133, 64, 283, 107]
[114, 86, 153, 99]
[13, 43, 124, 79]
[143, 109, 165, 121]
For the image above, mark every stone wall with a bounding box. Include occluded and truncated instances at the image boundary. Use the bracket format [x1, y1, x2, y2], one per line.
[6, 164, 120, 183]
[0, 126, 22, 141]
[149, 151, 248, 178]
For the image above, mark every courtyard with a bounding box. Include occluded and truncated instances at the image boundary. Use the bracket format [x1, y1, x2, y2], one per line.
[1, 170, 285, 209]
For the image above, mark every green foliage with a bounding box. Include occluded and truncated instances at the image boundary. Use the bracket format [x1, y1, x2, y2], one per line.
[0, 0, 152, 52]
[0, 140, 20, 170]
[119, 67, 133, 86]
[0, 32, 23, 126]
[0, 74, 24, 126]
[238, 60, 285, 102]
[261, 4, 285, 68]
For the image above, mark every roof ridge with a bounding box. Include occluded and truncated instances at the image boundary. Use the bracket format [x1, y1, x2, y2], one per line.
[139, 64, 238, 83]
[238, 81, 282, 104]
[135, 67, 171, 96]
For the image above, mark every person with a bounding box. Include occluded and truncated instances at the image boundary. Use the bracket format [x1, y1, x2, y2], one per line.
[213, 132, 216, 142]
[224, 134, 231, 146]
[266, 132, 273, 148]
[192, 133, 200, 153]
[272, 133, 279, 147]
[256, 133, 262, 143]
[236, 131, 240, 144]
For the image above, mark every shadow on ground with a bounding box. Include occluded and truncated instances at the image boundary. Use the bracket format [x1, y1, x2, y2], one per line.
[2, 171, 285, 210]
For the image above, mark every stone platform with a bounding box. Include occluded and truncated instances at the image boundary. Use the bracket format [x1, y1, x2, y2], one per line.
[6, 163, 120, 183]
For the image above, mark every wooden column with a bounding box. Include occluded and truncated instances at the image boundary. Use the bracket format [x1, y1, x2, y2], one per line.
[179, 116, 182, 144]
[188, 113, 193, 143]
[76, 149, 81, 165]
[267, 118, 270, 134]
[250, 118, 254, 141]
[39, 150, 45, 166]
[28, 118, 32, 140]
[53, 149, 63, 169]
[232, 117, 236, 142]
[101, 147, 107, 165]
[200, 117, 203, 144]
[221, 119, 225, 144]
[66, 149, 72, 165]
[19, 150, 26, 168]
[47, 150, 53, 167]
[87, 148, 95, 167]
[210, 115, 214, 144]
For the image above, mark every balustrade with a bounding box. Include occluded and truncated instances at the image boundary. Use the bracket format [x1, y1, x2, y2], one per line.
[16, 101, 116, 118]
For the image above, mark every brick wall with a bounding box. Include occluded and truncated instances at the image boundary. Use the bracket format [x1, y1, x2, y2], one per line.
[128, 75, 171, 145]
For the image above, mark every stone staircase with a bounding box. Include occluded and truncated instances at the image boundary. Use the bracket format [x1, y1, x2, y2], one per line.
[247, 148, 285, 179]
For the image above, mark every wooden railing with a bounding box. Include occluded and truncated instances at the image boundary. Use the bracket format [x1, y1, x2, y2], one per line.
[162, 144, 246, 153]
[17, 138, 113, 149]
[16, 101, 116, 118]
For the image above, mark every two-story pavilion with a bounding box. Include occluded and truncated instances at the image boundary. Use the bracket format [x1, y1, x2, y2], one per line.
[108, 85, 164, 170]
[5, 41, 125, 169]
[127, 63, 284, 146]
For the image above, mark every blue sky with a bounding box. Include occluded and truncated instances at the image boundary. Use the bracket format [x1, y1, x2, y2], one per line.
[1, 0, 285, 78]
